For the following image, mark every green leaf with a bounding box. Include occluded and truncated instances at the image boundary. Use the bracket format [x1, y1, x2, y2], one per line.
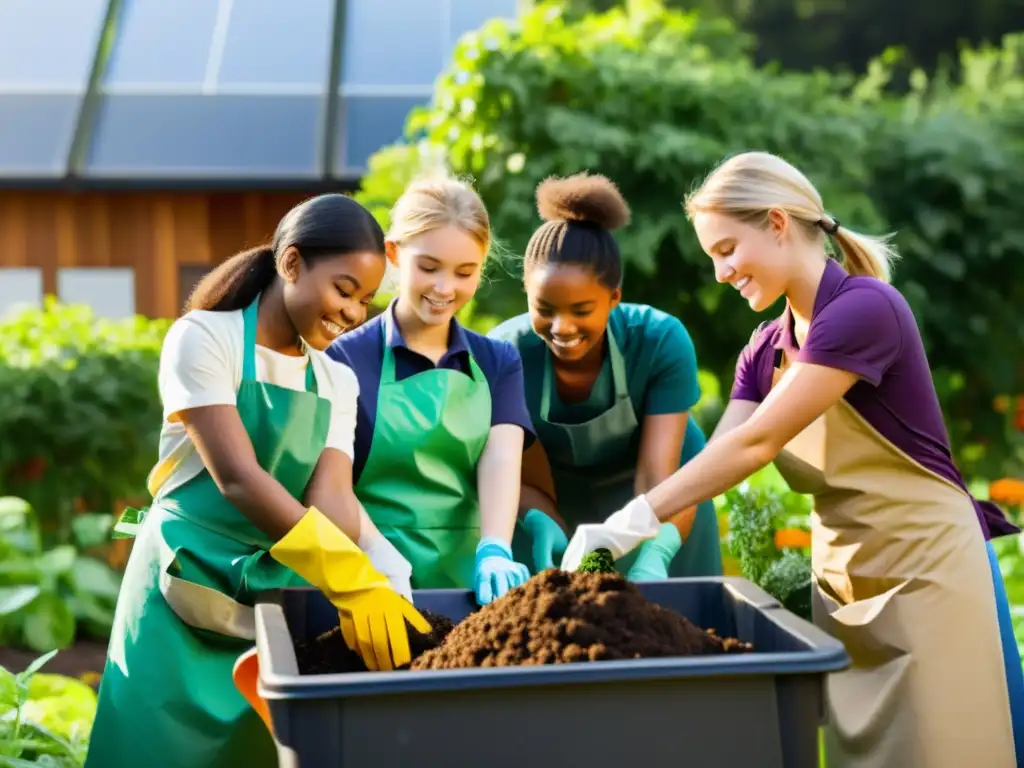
[18, 649, 59, 681]
[22, 674, 98, 745]
[70, 557, 121, 602]
[35, 548, 76, 578]
[0, 666, 18, 711]
[70, 514, 113, 550]
[0, 498, 31, 522]
[21, 597, 75, 653]
[0, 586, 42, 617]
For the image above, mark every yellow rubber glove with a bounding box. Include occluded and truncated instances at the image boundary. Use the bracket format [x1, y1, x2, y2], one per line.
[270, 507, 431, 671]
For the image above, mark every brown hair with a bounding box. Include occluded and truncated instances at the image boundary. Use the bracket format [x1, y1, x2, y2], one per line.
[524, 171, 631, 289]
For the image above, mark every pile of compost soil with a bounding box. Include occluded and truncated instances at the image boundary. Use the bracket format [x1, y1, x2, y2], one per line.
[411, 569, 752, 670]
[295, 609, 456, 674]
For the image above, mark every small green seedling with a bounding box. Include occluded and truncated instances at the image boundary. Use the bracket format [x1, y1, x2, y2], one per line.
[577, 548, 616, 574]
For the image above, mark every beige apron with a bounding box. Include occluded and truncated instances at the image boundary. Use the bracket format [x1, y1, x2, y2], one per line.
[771, 354, 1015, 768]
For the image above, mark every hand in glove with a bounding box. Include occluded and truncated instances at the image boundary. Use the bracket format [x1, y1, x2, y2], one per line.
[359, 529, 414, 602]
[560, 495, 661, 572]
[473, 537, 531, 605]
[520, 508, 569, 572]
[626, 522, 682, 581]
[270, 507, 429, 671]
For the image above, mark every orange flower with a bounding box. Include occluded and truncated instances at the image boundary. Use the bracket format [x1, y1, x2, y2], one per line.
[995, 395, 1011, 414]
[775, 528, 812, 549]
[989, 478, 1024, 505]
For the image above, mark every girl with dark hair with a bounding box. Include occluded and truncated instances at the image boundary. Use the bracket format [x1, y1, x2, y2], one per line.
[86, 194, 429, 768]
[489, 173, 723, 581]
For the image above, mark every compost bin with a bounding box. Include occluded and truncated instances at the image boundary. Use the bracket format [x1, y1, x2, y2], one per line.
[253, 576, 849, 768]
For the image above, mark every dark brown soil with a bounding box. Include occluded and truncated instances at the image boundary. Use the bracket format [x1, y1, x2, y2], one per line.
[412, 570, 752, 670]
[295, 609, 456, 674]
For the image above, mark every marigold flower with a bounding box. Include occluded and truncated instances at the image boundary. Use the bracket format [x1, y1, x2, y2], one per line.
[989, 478, 1024, 505]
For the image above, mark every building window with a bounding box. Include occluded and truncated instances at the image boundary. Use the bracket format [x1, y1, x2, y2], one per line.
[0, 268, 43, 318]
[179, 264, 211, 315]
[57, 267, 136, 319]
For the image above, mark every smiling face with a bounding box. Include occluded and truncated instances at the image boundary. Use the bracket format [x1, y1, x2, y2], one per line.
[692, 209, 795, 313]
[388, 224, 486, 328]
[280, 248, 386, 350]
[525, 263, 621, 363]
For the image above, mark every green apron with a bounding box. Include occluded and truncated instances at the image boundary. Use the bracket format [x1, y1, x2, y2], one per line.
[354, 334, 492, 588]
[86, 297, 330, 768]
[513, 330, 721, 578]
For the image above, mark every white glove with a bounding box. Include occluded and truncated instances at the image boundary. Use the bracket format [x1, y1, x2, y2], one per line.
[560, 495, 662, 572]
[359, 530, 414, 602]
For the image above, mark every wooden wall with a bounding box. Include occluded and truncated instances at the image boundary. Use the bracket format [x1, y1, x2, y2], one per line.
[0, 190, 309, 318]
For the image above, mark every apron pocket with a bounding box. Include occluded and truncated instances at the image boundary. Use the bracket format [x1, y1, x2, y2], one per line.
[158, 537, 256, 642]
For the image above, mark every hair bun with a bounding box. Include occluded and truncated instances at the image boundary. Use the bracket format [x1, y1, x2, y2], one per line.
[536, 172, 631, 231]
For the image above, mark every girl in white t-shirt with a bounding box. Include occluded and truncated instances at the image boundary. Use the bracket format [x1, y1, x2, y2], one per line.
[87, 194, 429, 768]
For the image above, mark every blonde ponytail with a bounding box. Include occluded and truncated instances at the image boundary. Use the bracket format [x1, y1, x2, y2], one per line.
[829, 225, 898, 283]
[685, 151, 899, 282]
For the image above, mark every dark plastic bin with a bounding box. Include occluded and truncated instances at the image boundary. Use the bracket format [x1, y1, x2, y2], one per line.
[254, 577, 849, 768]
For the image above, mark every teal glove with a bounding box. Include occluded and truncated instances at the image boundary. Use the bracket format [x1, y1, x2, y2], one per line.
[626, 523, 682, 581]
[520, 508, 569, 572]
[473, 537, 531, 605]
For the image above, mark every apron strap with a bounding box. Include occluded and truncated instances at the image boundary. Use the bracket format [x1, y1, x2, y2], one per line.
[540, 329, 629, 423]
[242, 295, 318, 393]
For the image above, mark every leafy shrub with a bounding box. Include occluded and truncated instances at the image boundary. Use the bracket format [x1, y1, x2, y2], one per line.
[355, 0, 1024, 475]
[0, 299, 169, 540]
[0, 497, 121, 653]
[0, 649, 95, 766]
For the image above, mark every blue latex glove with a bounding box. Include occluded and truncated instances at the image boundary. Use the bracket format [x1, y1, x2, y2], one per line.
[473, 537, 531, 605]
[520, 508, 569, 572]
[626, 523, 682, 581]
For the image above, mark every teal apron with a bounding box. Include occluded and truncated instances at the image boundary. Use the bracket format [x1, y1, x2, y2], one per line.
[513, 330, 721, 578]
[354, 335, 492, 588]
[86, 297, 329, 768]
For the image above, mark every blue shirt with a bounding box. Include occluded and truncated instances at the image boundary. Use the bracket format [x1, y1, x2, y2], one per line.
[327, 301, 536, 483]
[488, 302, 706, 463]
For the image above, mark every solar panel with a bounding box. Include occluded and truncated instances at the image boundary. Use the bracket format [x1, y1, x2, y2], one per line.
[217, 0, 334, 88]
[83, 0, 334, 179]
[87, 93, 323, 178]
[335, 94, 429, 177]
[0, 0, 109, 88]
[332, 0, 520, 177]
[340, 0, 444, 90]
[0, 0, 109, 177]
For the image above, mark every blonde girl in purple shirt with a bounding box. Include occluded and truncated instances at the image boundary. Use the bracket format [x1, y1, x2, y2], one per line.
[562, 152, 1023, 768]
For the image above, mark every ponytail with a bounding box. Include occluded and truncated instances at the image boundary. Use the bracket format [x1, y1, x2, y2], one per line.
[184, 246, 276, 313]
[830, 226, 899, 283]
[686, 152, 900, 284]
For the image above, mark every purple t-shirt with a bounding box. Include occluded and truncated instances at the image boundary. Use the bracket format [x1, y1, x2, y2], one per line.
[731, 259, 1017, 540]
[327, 300, 536, 484]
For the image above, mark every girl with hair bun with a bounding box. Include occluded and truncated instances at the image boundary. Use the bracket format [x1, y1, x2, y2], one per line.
[561, 152, 1024, 768]
[329, 176, 533, 607]
[87, 194, 428, 768]
[489, 172, 723, 581]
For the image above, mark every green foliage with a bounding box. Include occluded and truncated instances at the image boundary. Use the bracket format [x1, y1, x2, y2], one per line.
[356, 1, 1024, 476]
[0, 497, 122, 653]
[0, 299, 170, 539]
[0, 650, 95, 766]
[576, 548, 617, 573]
[761, 550, 813, 618]
[721, 480, 812, 619]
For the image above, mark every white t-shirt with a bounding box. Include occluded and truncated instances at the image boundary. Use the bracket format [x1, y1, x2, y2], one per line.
[150, 309, 358, 501]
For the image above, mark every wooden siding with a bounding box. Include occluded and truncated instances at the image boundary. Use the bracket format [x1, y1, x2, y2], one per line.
[0, 190, 309, 318]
